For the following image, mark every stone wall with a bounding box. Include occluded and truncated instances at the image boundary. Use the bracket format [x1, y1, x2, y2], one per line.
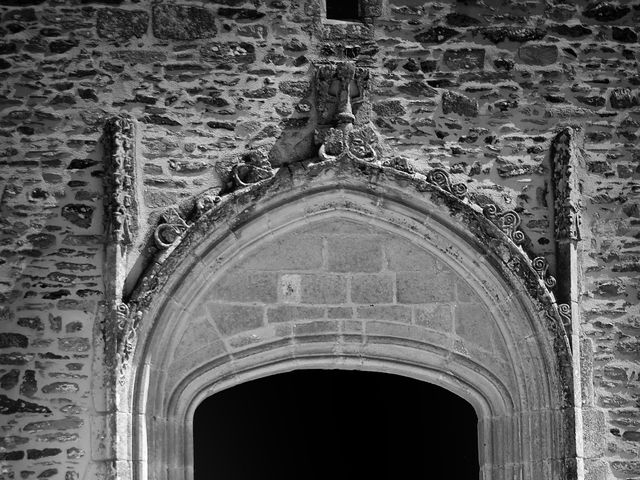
[0, 0, 638, 479]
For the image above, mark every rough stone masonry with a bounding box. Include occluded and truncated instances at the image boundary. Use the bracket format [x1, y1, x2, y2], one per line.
[0, 0, 639, 479]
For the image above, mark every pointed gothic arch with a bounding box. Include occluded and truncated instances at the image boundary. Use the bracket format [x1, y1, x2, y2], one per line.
[108, 158, 576, 480]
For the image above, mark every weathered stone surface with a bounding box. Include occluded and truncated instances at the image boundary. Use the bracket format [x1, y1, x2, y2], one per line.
[0, 451, 24, 461]
[443, 48, 485, 70]
[217, 7, 265, 21]
[610, 88, 639, 109]
[61, 204, 94, 228]
[582, 2, 630, 22]
[350, 275, 394, 303]
[0, 370, 19, 390]
[518, 44, 558, 66]
[0, 353, 33, 365]
[415, 26, 459, 44]
[373, 100, 406, 117]
[20, 370, 37, 398]
[445, 13, 480, 27]
[49, 39, 78, 54]
[27, 449, 61, 460]
[97, 8, 148, 42]
[0, 395, 50, 414]
[41, 382, 79, 394]
[481, 27, 546, 43]
[200, 41, 255, 65]
[23, 418, 83, 432]
[442, 90, 478, 117]
[397, 80, 437, 97]
[612, 27, 637, 43]
[152, 5, 217, 40]
[58, 338, 90, 352]
[396, 272, 455, 303]
[0, 333, 28, 349]
[207, 304, 264, 336]
[550, 24, 592, 37]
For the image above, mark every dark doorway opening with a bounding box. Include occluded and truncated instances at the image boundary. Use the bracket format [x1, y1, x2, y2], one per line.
[326, 0, 359, 21]
[194, 370, 479, 480]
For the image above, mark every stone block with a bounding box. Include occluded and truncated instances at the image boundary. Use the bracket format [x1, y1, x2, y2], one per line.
[207, 303, 264, 336]
[327, 307, 354, 319]
[267, 305, 324, 323]
[518, 44, 558, 66]
[415, 304, 453, 332]
[396, 272, 455, 303]
[97, 8, 148, 42]
[239, 235, 323, 271]
[356, 305, 411, 323]
[386, 241, 438, 273]
[443, 48, 485, 70]
[294, 320, 339, 336]
[152, 5, 217, 40]
[279, 274, 301, 303]
[455, 303, 494, 351]
[327, 236, 383, 273]
[300, 274, 347, 304]
[442, 90, 478, 117]
[209, 271, 277, 303]
[350, 274, 394, 304]
[173, 316, 220, 360]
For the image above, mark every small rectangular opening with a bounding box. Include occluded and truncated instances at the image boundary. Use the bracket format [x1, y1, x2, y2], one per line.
[326, 0, 360, 21]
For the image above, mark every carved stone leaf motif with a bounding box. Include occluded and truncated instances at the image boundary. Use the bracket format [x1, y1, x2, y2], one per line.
[104, 114, 138, 246]
[154, 207, 189, 250]
[552, 128, 581, 242]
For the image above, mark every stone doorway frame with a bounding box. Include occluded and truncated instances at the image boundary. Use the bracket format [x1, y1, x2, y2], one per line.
[105, 159, 578, 480]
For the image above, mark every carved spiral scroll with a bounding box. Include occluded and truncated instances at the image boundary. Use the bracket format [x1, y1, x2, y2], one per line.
[532, 256, 557, 289]
[482, 204, 525, 245]
[557, 303, 571, 327]
[427, 168, 468, 199]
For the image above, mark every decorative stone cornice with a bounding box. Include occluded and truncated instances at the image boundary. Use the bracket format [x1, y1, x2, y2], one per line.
[551, 127, 582, 243]
[103, 114, 138, 247]
[117, 158, 571, 378]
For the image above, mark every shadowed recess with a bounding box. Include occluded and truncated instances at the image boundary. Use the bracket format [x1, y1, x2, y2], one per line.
[326, 0, 359, 20]
[194, 370, 479, 479]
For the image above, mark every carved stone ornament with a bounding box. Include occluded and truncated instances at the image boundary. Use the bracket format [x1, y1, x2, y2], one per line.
[426, 168, 468, 199]
[103, 114, 138, 246]
[557, 303, 571, 328]
[532, 256, 557, 290]
[154, 207, 189, 250]
[482, 204, 526, 245]
[232, 152, 275, 189]
[551, 127, 582, 242]
[316, 62, 369, 126]
[315, 62, 380, 163]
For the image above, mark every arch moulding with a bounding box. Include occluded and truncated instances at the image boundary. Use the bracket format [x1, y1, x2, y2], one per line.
[104, 158, 577, 480]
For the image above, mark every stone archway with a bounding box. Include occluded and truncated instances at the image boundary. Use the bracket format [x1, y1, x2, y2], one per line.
[113, 160, 575, 480]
